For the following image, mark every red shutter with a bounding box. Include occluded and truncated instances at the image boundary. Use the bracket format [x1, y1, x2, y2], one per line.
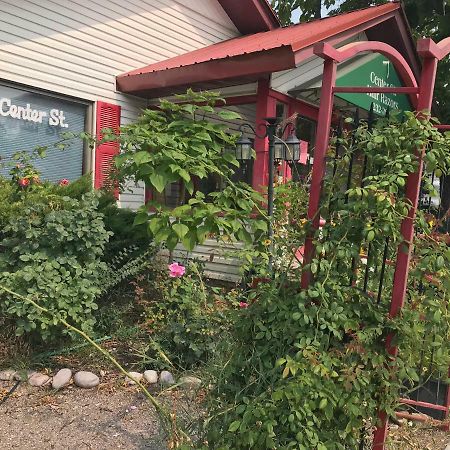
[94, 101, 121, 196]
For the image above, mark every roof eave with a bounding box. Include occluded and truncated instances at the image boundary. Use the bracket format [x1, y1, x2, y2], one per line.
[117, 46, 295, 98]
[218, 0, 280, 34]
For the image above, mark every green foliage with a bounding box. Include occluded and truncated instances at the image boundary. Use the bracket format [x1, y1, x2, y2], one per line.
[141, 262, 233, 370]
[136, 183, 267, 252]
[202, 113, 450, 449]
[103, 90, 268, 252]
[0, 191, 111, 340]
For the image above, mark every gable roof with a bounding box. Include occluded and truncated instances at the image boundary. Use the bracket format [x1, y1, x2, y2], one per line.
[117, 2, 418, 98]
[218, 0, 280, 34]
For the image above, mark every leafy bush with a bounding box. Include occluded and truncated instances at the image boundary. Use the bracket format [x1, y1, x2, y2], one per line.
[140, 261, 233, 370]
[0, 191, 111, 340]
[202, 113, 450, 449]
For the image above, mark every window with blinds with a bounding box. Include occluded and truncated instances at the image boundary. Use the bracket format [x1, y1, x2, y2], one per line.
[0, 83, 88, 182]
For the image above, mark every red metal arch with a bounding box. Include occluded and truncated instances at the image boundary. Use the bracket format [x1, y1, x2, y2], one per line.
[418, 36, 450, 61]
[313, 41, 419, 107]
[303, 36, 450, 449]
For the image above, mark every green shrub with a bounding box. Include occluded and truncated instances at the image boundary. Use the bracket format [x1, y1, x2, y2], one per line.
[141, 261, 232, 370]
[202, 113, 450, 449]
[0, 191, 111, 340]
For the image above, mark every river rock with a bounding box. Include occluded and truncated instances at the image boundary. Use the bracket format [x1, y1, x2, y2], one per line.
[73, 371, 100, 389]
[0, 370, 16, 381]
[28, 373, 51, 387]
[179, 376, 202, 389]
[126, 372, 143, 385]
[52, 368, 72, 390]
[143, 370, 158, 384]
[160, 370, 175, 386]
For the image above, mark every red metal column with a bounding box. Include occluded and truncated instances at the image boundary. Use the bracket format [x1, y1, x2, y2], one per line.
[443, 367, 450, 431]
[252, 79, 277, 190]
[301, 58, 337, 288]
[372, 45, 439, 450]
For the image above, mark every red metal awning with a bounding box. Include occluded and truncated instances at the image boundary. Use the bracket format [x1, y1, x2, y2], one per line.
[117, 3, 402, 98]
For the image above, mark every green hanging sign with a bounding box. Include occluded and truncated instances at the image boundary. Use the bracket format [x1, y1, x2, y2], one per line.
[335, 54, 411, 115]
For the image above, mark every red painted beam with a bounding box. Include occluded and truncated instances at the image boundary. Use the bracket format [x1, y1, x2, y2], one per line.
[399, 398, 448, 412]
[223, 95, 258, 106]
[268, 89, 319, 121]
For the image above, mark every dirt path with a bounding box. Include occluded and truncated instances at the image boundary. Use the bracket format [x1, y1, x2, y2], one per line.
[0, 381, 190, 450]
[1, 380, 449, 450]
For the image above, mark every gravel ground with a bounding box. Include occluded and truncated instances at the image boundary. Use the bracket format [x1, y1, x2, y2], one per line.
[1, 380, 449, 450]
[0, 380, 194, 450]
[388, 422, 450, 449]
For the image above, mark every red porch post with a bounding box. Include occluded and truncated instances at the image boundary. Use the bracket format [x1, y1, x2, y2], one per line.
[252, 79, 277, 190]
[372, 39, 442, 449]
[300, 53, 337, 289]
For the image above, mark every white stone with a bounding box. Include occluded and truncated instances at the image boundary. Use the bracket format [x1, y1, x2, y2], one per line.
[160, 371, 175, 386]
[28, 373, 51, 387]
[143, 370, 158, 384]
[125, 372, 143, 385]
[52, 368, 72, 390]
[0, 370, 16, 381]
[73, 371, 100, 389]
[444, 444, 450, 450]
[179, 376, 201, 389]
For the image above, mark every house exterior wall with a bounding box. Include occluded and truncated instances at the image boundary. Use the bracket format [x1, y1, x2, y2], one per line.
[0, 0, 241, 207]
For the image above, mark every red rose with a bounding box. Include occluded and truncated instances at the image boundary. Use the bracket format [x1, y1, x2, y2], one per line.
[18, 178, 30, 187]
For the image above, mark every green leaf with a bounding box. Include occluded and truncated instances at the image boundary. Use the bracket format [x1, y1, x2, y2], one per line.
[165, 233, 179, 250]
[172, 223, 189, 239]
[319, 398, 328, 409]
[133, 151, 152, 165]
[218, 110, 242, 120]
[133, 212, 149, 226]
[222, 152, 240, 167]
[150, 173, 166, 193]
[367, 230, 375, 242]
[228, 421, 241, 433]
[178, 168, 191, 183]
[181, 231, 197, 251]
[149, 218, 163, 234]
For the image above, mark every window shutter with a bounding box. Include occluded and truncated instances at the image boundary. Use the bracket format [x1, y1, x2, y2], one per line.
[94, 101, 121, 196]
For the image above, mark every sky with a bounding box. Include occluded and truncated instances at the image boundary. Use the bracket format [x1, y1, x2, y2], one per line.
[291, 0, 344, 23]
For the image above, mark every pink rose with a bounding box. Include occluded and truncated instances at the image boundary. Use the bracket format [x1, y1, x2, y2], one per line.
[18, 178, 30, 187]
[239, 302, 249, 309]
[168, 262, 186, 278]
[59, 178, 70, 186]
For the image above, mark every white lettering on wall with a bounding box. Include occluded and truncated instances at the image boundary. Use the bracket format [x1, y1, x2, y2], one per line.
[0, 98, 68, 127]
